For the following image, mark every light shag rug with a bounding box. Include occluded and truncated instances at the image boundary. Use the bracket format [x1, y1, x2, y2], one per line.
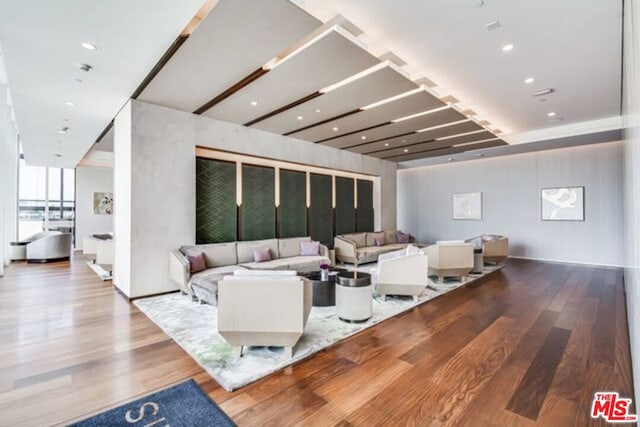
[135, 265, 501, 391]
[86, 261, 112, 281]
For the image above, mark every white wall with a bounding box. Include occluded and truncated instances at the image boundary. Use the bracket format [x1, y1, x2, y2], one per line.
[75, 166, 113, 250]
[0, 85, 18, 275]
[398, 141, 624, 266]
[622, 0, 640, 409]
[114, 100, 397, 298]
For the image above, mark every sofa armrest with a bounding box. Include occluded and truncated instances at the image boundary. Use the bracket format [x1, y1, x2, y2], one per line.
[334, 237, 358, 263]
[169, 249, 191, 293]
[26, 234, 72, 260]
[319, 244, 329, 259]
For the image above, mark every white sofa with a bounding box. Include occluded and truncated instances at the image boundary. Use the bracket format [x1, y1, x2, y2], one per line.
[375, 246, 429, 301]
[170, 236, 330, 297]
[426, 241, 474, 282]
[217, 271, 312, 358]
[16, 231, 73, 263]
[334, 230, 415, 266]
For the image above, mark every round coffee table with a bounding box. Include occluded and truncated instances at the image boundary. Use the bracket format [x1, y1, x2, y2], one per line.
[336, 271, 372, 323]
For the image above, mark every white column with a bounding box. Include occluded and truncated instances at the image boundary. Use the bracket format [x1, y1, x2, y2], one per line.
[0, 85, 19, 275]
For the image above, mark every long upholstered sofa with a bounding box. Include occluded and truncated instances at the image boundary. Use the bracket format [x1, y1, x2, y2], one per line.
[334, 230, 415, 266]
[169, 236, 330, 298]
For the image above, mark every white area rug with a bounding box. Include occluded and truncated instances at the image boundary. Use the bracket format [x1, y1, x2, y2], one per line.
[135, 265, 501, 391]
[86, 261, 112, 281]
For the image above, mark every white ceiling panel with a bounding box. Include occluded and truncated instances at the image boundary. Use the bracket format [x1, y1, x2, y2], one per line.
[347, 119, 482, 154]
[290, 90, 445, 142]
[138, 0, 321, 113]
[252, 64, 416, 134]
[391, 139, 506, 162]
[322, 107, 467, 149]
[202, 28, 379, 124]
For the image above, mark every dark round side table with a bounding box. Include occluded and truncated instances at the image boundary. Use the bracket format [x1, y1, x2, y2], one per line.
[306, 271, 336, 307]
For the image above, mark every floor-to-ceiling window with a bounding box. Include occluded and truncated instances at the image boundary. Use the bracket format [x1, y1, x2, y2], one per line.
[18, 156, 75, 241]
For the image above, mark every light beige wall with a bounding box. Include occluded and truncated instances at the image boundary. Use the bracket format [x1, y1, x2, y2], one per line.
[114, 99, 397, 297]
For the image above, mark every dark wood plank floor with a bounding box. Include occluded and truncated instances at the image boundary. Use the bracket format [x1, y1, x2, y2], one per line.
[0, 255, 634, 426]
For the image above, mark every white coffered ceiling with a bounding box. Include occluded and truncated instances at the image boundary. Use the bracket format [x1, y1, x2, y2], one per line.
[0, 0, 622, 166]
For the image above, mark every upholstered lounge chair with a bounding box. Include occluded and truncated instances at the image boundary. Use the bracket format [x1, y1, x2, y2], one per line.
[375, 246, 429, 301]
[426, 241, 474, 282]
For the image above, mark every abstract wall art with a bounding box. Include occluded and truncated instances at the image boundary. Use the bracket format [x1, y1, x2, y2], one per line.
[453, 192, 482, 220]
[541, 187, 585, 221]
[93, 192, 113, 215]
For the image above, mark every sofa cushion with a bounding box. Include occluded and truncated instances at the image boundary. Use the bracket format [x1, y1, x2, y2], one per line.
[482, 234, 502, 241]
[186, 252, 206, 273]
[342, 232, 366, 248]
[240, 257, 294, 270]
[189, 265, 247, 286]
[384, 230, 398, 244]
[182, 242, 237, 268]
[366, 232, 385, 247]
[241, 255, 329, 273]
[253, 246, 272, 262]
[299, 240, 320, 256]
[237, 239, 279, 263]
[278, 236, 310, 258]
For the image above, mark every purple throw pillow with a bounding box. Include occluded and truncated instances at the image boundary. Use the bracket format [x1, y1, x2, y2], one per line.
[397, 232, 411, 244]
[299, 240, 320, 256]
[375, 237, 386, 247]
[186, 252, 206, 273]
[252, 246, 272, 263]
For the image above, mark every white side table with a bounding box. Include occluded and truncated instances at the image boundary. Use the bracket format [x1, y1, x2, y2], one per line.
[336, 271, 372, 323]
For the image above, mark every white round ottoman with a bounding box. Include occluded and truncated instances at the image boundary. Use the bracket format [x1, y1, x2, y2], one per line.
[336, 271, 372, 323]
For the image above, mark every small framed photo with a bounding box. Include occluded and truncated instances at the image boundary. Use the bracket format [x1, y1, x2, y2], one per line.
[541, 187, 584, 221]
[453, 192, 482, 220]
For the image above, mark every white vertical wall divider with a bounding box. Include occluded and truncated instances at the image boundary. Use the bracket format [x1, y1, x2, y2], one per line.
[0, 84, 19, 275]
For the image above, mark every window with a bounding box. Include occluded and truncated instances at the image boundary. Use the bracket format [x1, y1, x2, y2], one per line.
[18, 159, 76, 241]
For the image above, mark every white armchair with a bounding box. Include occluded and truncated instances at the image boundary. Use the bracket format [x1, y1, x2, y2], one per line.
[376, 247, 428, 301]
[218, 271, 312, 358]
[426, 241, 474, 282]
[26, 232, 72, 263]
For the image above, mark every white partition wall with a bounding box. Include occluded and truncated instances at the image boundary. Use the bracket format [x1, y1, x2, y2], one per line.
[75, 166, 113, 250]
[113, 99, 397, 298]
[0, 85, 18, 275]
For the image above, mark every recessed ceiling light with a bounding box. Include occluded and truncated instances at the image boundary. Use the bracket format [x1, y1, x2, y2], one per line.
[81, 42, 97, 51]
[250, 101, 258, 106]
[524, 77, 535, 84]
[54, 153, 62, 157]
[474, 0, 485, 7]
[547, 111, 557, 117]
[384, 143, 389, 147]
[77, 63, 93, 72]
[74, 78, 82, 83]
[501, 43, 514, 52]
[361, 136, 367, 140]
[315, 109, 321, 113]
[402, 139, 407, 143]
[486, 21, 501, 31]
[58, 126, 69, 134]
[65, 101, 76, 107]
[404, 149, 409, 153]
[447, 158, 454, 162]
[297, 116, 303, 120]
[332, 127, 339, 131]
[475, 153, 484, 157]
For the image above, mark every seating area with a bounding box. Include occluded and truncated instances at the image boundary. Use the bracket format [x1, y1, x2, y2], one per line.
[10, 231, 72, 263]
[334, 230, 415, 265]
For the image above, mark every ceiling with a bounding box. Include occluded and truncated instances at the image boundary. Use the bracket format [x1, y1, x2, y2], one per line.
[1, 0, 622, 167]
[0, 0, 207, 167]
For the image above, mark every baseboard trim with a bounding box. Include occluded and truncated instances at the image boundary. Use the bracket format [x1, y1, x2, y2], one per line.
[508, 255, 624, 268]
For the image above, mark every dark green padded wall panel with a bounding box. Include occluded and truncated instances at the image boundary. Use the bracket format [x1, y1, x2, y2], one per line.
[241, 164, 276, 241]
[278, 169, 307, 238]
[196, 158, 237, 243]
[309, 173, 334, 247]
[335, 176, 356, 235]
[356, 179, 374, 232]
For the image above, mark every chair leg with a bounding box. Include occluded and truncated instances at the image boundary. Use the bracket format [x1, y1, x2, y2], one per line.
[233, 346, 243, 358]
[438, 275, 444, 283]
[284, 346, 293, 358]
[380, 294, 386, 301]
[413, 295, 419, 302]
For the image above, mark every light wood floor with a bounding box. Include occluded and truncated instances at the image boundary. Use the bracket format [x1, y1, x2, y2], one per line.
[0, 255, 634, 426]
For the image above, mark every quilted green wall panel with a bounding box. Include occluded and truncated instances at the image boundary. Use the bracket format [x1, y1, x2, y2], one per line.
[357, 179, 374, 232]
[278, 169, 307, 238]
[310, 173, 334, 247]
[196, 158, 237, 243]
[335, 176, 356, 235]
[241, 164, 276, 241]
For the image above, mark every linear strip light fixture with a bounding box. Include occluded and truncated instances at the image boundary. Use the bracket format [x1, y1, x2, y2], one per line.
[415, 119, 470, 133]
[452, 137, 500, 148]
[391, 105, 450, 123]
[435, 129, 488, 141]
[263, 25, 366, 71]
[319, 60, 408, 94]
[360, 86, 425, 110]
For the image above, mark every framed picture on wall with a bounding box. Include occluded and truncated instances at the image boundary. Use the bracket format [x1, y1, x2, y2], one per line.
[541, 186, 585, 221]
[93, 192, 113, 215]
[452, 192, 482, 220]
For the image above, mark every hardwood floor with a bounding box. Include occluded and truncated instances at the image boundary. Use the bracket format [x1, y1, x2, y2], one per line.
[0, 255, 634, 426]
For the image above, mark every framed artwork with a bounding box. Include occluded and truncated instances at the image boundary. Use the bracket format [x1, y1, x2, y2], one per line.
[453, 192, 482, 220]
[93, 192, 113, 215]
[541, 187, 584, 221]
